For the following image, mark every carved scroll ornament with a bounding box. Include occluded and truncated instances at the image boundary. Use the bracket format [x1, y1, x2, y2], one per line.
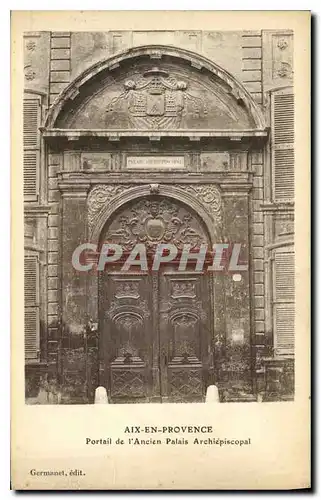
[87, 185, 134, 230]
[183, 184, 222, 226]
[87, 184, 222, 238]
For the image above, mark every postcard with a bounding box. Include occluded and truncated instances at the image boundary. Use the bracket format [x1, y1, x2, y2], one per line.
[11, 10, 310, 490]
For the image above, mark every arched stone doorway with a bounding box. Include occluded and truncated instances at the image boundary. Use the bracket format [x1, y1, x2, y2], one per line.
[46, 44, 267, 404]
[98, 195, 213, 403]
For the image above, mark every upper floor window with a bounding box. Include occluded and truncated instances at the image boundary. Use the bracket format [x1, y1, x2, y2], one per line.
[271, 88, 294, 202]
[23, 92, 42, 202]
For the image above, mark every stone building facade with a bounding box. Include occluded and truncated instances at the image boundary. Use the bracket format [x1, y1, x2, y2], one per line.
[24, 30, 295, 404]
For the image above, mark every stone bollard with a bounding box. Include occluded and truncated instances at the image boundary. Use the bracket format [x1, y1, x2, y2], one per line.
[37, 387, 49, 404]
[94, 386, 109, 404]
[205, 385, 220, 403]
[257, 393, 264, 403]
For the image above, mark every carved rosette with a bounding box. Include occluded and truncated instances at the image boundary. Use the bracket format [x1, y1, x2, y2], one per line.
[24, 64, 36, 81]
[272, 34, 293, 81]
[277, 38, 288, 50]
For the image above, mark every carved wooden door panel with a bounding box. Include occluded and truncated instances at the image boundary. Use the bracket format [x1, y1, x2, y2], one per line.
[100, 267, 154, 403]
[159, 268, 212, 402]
[98, 195, 212, 403]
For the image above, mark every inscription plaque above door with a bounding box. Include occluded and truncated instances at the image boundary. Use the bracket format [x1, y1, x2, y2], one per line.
[126, 156, 185, 170]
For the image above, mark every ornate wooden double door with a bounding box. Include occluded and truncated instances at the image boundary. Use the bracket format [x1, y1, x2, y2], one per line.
[98, 196, 213, 403]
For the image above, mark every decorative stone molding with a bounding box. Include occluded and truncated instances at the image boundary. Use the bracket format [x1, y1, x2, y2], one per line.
[87, 185, 135, 230]
[149, 184, 160, 194]
[23, 32, 49, 91]
[58, 180, 91, 199]
[274, 212, 294, 238]
[87, 183, 222, 243]
[183, 184, 222, 226]
[101, 197, 208, 250]
[200, 152, 229, 172]
[277, 38, 288, 50]
[26, 40, 36, 51]
[24, 65, 36, 81]
[220, 182, 253, 196]
[43, 129, 268, 140]
[262, 30, 293, 91]
[260, 201, 295, 213]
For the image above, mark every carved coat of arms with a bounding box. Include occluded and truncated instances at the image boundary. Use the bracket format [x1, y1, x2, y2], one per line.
[105, 199, 208, 250]
[106, 67, 207, 129]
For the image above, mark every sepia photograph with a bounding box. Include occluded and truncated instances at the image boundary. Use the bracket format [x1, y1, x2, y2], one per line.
[23, 27, 295, 405]
[10, 9, 311, 490]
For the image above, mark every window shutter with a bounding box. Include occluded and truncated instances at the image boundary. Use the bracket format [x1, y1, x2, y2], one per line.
[273, 251, 295, 355]
[271, 90, 294, 202]
[274, 304, 295, 355]
[24, 255, 40, 361]
[275, 252, 295, 302]
[23, 151, 39, 198]
[23, 98, 40, 201]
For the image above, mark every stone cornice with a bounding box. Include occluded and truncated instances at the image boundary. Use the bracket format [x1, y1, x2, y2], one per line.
[220, 182, 253, 194]
[24, 205, 52, 216]
[24, 244, 44, 253]
[58, 179, 91, 197]
[42, 128, 268, 141]
[261, 202, 294, 212]
[56, 171, 254, 186]
[264, 240, 294, 251]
